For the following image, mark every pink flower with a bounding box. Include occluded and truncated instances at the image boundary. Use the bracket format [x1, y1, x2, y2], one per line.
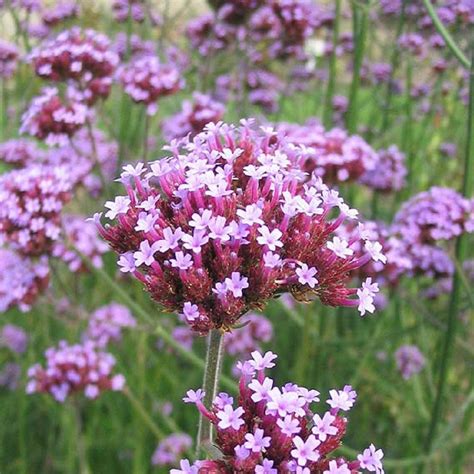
[291, 435, 321, 466]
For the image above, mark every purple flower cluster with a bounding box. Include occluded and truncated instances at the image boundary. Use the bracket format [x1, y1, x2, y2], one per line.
[26, 340, 125, 402]
[0, 249, 49, 313]
[360, 145, 407, 192]
[151, 433, 193, 467]
[395, 345, 425, 380]
[225, 312, 273, 357]
[0, 164, 73, 256]
[84, 303, 136, 348]
[163, 92, 226, 141]
[117, 55, 183, 115]
[0, 363, 21, 391]
[52, 214, 109, 272]
[387, 187, 474, 279]
[41, 1, 78, 26]
[0, 324, 29, 353]
[0, 139, 45, 168]
[96, 120, 385, 334]
[29, 27, 119, 104]
[394, 187, 474, 242]
[277, 120, 379, 184]
[179, 351, 384, 473]
[20, 87, 89, 146]
[0, 40, 19, 79]
[112, 33, 155, 61]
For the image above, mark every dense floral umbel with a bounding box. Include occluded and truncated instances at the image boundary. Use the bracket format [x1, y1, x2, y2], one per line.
[52, 214, 109, 272]
[0, 164, 72, 256]
[20, 87, 89, 146]
[0, 40, 19, 78]
[151, 433, 192, 467]
[360, 145, 407, 192]
[0, 139, 46, 168]
[84, 303, 136, 348]
[117, 55, 183, 115]
[395, 345, 426, 380]
[178, 351, 384, 473]
[26, 340, 125, 402]
[393, 187, 474, 242]
[0, 249, 49, 313]
[96, 121, 385, 333]
[41, 1, 78, 26]
[0, 324, 29, 354]
[29, 28, 118, 104]
[162, 92, 226, 141]
[277, 120, 379, 184]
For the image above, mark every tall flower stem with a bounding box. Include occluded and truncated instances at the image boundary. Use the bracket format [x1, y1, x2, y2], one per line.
[422, 45, 474, 460]
[345, 0, 368, 134]
[197, 329, 224, 453]
[323, 0, 341, 127]
[143, 111, 151, 165]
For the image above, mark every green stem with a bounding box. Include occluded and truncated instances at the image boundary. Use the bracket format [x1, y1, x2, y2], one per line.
[380, 0, 407, 133]
[143, 111, 151, 165]
[346, 1, 368, 134]
[422, 0, 470, 69]
[323, 0, 341, 127]
[422, 44, 474, 458]
[402, 59, 414, 195]
[197, 329, 224, 453]
[124, 388, 166, 440]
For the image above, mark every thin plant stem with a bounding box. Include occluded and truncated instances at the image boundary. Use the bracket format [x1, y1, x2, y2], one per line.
[422, 45, 474, 459]
[422, 0, 470, 69]
[143, 111, 151, 164]
[346, 1, 368, 134]
[85, 119, 107, 190]
[73, 401, 90, 474]
[402, 58, 414, 196]
[323, 0, 341, 127]
[124, 388, 166, 440]
[380, 0, 407, 133]
[197, 329, 224, 453]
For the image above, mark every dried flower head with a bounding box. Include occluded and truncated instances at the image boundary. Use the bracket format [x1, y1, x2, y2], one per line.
[96, 120, 384, 334]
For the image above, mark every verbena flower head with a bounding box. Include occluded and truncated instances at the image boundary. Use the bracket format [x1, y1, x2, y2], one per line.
[52, 214, 109, 272]
[0, 249, 49, 313]
[26, 340, 125, 402]
[0, 362, 21, 391]
[0, 40, 19, 79]
[0, 139, 46, 168]
[117, 55, 183, 115]
[0, 324, 29, 353]
[395, 345, 425, 380]
[41, 1, 78, 26]
[29, 27, 118, 103]
[0, 164, 73, 256]
[179, 350, 384, 473]
[84, 303, 136, 348]
[360, 145, 406, 192]
[277, 121, 379, 184]
[20, 87, 89, 146]
[163, 92, 226, 141]
[393, 186, 474, 243]
[112, 32, 155, 60]
[96, 120, 384, 334]
[151, 433, 193, 467]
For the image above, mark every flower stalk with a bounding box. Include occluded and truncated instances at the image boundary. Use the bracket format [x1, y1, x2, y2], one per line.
[197, 328, 224, 453]
[422, 44, 474, 459]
